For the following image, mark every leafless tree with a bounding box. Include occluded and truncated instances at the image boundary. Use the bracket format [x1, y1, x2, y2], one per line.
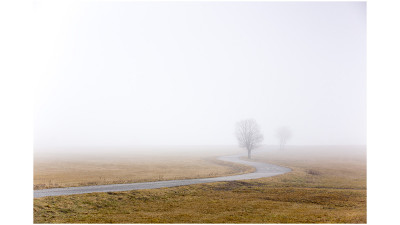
[276, 127, 292, 150]
[235, 119, 264, 159]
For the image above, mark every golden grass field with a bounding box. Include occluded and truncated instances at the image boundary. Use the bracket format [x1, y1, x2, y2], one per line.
[34, 146, 366, 223]
[34, 148, 253, 190]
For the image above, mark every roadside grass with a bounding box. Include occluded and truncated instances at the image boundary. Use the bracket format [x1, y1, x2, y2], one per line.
[34, 152, 254, 190]
[34, 146, 366, 223]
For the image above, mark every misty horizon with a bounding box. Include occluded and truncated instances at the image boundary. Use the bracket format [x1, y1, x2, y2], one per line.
[34, 1, 366, 151]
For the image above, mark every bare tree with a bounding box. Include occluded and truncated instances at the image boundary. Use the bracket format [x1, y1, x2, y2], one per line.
[235, 119, 264, 159]
[276, 127, 292, 150]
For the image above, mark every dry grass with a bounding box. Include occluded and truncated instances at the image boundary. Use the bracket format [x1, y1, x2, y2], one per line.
[34, 149, 253, 190]
[34, 146, 366, 223]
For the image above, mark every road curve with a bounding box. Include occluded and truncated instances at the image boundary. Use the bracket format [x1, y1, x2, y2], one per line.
[34, 153, 291, 198]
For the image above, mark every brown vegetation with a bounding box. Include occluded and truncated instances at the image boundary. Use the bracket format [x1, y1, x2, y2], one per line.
[34, 150, 253, 190]
[34, 146, 366, 223]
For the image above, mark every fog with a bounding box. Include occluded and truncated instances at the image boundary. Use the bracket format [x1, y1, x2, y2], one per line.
[34, 1, 366, 152]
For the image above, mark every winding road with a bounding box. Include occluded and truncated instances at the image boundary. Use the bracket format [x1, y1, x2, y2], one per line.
[34, 153, 291, 198]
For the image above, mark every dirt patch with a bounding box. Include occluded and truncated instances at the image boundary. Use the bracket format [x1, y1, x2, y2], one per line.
[210, 181, 264, 191]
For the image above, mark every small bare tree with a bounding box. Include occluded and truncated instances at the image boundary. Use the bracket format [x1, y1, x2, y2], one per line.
[235, 119, 264, 159]
[276, 127, 292, 150]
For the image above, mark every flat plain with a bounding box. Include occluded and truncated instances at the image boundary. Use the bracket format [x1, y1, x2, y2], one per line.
[34, 147, 253, 190]
[34, 146, 366, 223]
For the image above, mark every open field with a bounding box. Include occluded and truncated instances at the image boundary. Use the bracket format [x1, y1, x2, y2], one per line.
[34, 147, 253, 190]
[34, 146, 366, 223]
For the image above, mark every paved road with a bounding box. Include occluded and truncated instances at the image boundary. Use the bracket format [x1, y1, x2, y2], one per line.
[34, 152, 291, 198]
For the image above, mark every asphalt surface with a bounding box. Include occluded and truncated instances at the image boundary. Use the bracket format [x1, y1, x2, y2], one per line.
[34, 152, 291, 198]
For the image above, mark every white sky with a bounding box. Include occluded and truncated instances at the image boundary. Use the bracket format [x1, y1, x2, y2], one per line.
[34, 1, 366, 149]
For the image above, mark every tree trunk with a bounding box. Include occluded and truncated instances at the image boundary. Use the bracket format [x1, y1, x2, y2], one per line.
[248, 150, 251, 159]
